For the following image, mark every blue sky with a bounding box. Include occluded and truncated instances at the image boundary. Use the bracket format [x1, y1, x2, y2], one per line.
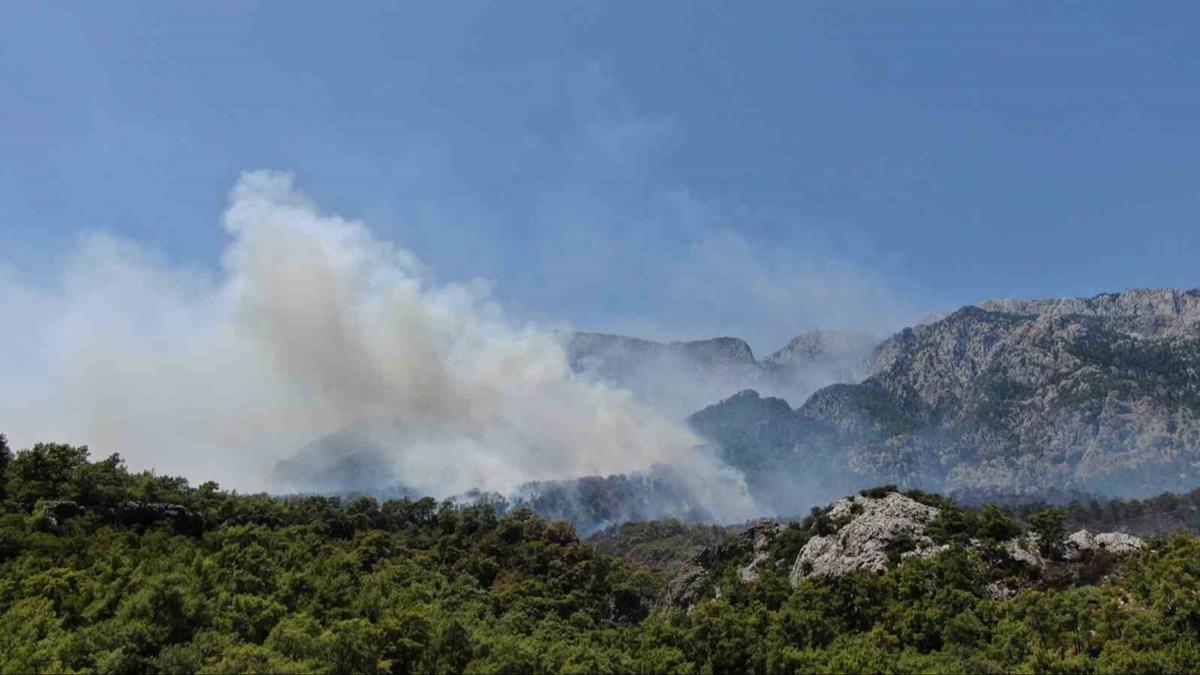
[3, 1, 1198, 354]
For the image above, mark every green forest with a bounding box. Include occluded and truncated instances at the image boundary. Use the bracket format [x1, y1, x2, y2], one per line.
[5, 435, 1200, 674]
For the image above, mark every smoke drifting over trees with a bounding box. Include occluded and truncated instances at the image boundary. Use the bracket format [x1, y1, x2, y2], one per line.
[0, 172, 755, 521]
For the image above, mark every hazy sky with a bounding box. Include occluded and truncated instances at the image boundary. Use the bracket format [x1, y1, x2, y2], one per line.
[3, 1, 1198, 354]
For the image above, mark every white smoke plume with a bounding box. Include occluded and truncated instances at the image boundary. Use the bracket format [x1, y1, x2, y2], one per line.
[0, 171, 756, 521]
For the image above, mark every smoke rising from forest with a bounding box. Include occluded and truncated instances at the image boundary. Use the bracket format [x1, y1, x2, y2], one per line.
[0, 171, 758, 521]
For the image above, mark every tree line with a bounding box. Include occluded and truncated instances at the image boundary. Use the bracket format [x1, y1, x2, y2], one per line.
[3, 435, 1200, 673]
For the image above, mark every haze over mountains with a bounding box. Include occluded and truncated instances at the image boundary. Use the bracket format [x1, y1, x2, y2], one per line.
[565, 329, 879, 417]
[279, 287, 1200, 532]
[273, 327, 881, 523]
[13, 173, 1196, 534]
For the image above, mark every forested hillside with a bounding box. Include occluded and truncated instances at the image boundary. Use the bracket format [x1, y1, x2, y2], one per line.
[8, 435, 1200, 673]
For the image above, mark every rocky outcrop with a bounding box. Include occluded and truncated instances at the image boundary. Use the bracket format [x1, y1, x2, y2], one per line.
[785, 493, 1145, 583]
[663, 561, 712, 610]
[790, 492, 941, 580]
[982, 528, 1146, 599]
[111, 501, 206, 535]
[1001, 535, 1045, 568]
[33, 499, 205, 535]
[662, 491, 1149, 609]
[1065, 529, 1144, 559]
[662, 521, 778, 608]
[783, 493, 1147, 586]
[738, 522, 780, 582]
[36, 500, 86, 531]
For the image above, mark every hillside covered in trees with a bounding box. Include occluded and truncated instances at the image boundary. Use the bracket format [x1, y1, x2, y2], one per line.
[7, 435, 1200, 673]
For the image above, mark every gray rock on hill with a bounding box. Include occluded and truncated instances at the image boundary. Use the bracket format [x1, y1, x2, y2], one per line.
[789, 492, 942, 580]
[664, 490, 1146, 609]
[1065, 529, 1145, 559]
[785, 492, 1144, 583]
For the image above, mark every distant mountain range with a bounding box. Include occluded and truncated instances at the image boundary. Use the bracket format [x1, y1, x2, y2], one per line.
[271, 328, 880, 502]
[566, 329, 878, 416]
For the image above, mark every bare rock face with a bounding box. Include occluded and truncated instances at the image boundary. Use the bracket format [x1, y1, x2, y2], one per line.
[789, 492, 941, 581]
[1065, 529, 1145, 560]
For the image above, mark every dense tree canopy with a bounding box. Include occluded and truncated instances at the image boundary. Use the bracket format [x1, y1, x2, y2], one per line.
[3, 439, 1200, 673]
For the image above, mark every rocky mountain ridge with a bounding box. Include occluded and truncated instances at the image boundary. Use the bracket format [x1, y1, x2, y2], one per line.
[976, 287, 1200, 339]
[694, 287, 1200, 502]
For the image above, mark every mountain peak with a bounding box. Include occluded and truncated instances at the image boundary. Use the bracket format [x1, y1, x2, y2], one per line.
[764, 329, 878, 367]
[668, 337, 757, 366]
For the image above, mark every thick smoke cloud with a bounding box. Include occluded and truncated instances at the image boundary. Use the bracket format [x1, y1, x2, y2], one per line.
[0, 171, 756, 521]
